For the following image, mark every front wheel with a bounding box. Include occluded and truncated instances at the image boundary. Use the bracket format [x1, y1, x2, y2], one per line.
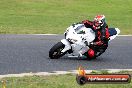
[49, 42, 65, 59]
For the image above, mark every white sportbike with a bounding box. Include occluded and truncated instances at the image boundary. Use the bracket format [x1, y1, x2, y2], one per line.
[49, 23, 120, 60]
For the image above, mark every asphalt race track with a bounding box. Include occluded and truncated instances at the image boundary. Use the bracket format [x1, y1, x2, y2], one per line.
[0, 35, 132, 75]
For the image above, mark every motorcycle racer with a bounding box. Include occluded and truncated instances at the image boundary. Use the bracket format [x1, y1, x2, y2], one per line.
[49, 15, 120, 59]
[82, 15, 110, 58]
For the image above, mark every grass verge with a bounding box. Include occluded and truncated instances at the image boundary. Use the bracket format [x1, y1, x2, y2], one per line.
[0, 71, 132, 88]
[0, 0, 132, 34]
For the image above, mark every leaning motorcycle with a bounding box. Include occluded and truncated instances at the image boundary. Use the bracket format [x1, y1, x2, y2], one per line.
[49, 23, 120, 60]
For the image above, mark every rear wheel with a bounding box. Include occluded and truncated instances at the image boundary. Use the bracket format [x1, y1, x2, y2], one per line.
[49, 42, 65, 59]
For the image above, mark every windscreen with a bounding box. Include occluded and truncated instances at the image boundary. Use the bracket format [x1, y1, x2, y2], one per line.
[74, 24, 85, 34]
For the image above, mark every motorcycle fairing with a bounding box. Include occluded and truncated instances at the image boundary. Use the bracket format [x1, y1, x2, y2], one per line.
[109, 28, 120, 41]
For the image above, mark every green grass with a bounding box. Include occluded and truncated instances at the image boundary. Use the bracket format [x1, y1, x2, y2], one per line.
[0, 74, 132, 88]
[0, 0, 132, 34]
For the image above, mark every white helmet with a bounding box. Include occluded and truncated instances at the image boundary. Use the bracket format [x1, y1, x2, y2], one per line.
[93, 15, 106, 29]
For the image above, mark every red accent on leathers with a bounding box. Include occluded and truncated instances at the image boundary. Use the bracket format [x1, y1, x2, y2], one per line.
[105, 27, 110, 39]
[88, 49, 95, 58]
[82, 20, 93, 28]
[82, 20, 110, 46]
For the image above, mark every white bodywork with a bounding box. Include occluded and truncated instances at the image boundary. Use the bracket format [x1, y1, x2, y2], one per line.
[60, 23, 120, 57]
[61, 24, 95, 56]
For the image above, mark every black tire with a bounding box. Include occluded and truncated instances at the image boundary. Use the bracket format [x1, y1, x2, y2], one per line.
[87, 55, 97, 60]
[76, 75, 86, 85]
[49, 42, 65, 59]
[95, 44, 108, 57]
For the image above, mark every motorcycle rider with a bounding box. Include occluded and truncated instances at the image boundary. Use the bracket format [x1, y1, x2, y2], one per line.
[82, 15, 110, 58]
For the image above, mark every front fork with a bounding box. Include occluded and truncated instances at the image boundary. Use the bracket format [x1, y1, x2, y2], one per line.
[61, 39, 71, 53]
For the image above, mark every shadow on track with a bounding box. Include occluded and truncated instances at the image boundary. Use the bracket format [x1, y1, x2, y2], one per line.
[48, 55, 104, 62]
